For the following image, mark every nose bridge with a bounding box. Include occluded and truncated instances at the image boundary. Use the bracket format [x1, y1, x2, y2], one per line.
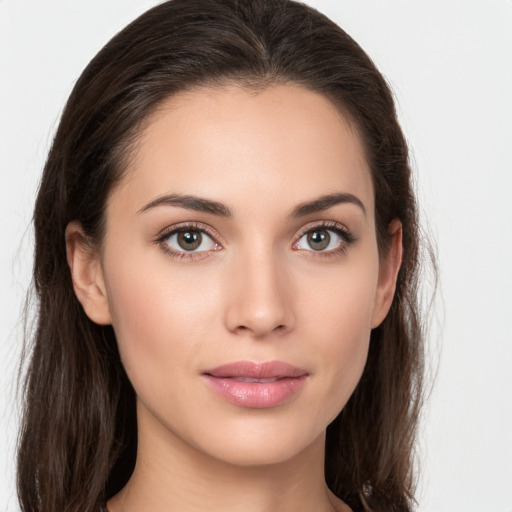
[223, 242, 294, 337]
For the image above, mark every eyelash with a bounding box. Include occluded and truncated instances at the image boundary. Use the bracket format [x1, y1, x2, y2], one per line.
[154, 221, 356, 261]
[293, 221, 356, 259]
[155, 221, 220, 261]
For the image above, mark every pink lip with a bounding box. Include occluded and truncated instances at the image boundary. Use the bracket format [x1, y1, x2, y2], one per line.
[202, 361, 309, 408]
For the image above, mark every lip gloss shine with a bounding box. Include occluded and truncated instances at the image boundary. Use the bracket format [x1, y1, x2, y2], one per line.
[202, 360, 309, 408]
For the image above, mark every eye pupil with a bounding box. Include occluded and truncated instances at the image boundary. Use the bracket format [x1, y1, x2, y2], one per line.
[177, 230, 202, 250]
[307, 229, 330, 251]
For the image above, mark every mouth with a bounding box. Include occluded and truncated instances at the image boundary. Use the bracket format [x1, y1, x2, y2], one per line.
[226, 377, 284, 383]
[202, 361, 309, 408]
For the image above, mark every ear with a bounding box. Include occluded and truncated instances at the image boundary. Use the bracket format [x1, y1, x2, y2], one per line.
[371, 219, 403, 328]
[65, 221, 112, 325]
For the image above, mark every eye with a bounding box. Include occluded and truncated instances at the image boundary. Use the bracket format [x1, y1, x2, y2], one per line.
[165, 228, 218, 252]
[293, 223, 355, 254]
[156, 223, 221, 259]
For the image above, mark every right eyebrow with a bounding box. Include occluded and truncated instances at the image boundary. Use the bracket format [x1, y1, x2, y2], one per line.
[288, 192, 367, 219]
[137, 193, 232, 217]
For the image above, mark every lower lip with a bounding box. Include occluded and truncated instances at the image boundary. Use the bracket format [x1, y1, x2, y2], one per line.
[203, 375, 308, 408]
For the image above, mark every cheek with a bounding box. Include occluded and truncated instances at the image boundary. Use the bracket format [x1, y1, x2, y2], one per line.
[299, 254, 379, 418]
[102, 252, 221, 389]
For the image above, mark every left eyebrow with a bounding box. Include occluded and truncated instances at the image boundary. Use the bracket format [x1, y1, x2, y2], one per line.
[288, 192, 367, 218]
[137, 193, 232, 217]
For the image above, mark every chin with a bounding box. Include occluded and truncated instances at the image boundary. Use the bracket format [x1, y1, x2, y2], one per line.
[173, 408, 330, 469]
[203, 431, 324, 468]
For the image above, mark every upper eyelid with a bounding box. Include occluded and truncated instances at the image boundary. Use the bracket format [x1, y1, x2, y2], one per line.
[294, 220, 352, 238]
[156, 221, 220, 243]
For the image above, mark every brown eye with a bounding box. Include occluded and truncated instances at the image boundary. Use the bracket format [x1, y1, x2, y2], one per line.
[293, 224, 354, 254]
[177, 230, 202, 251]
[306, 229, 330, 251]
[162, 227, 219, 254]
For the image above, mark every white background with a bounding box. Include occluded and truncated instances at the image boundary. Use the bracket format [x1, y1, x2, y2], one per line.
[1, 1, 511, 511]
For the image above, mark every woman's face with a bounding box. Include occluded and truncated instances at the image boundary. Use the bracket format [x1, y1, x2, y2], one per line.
[71, 84, 400, 467]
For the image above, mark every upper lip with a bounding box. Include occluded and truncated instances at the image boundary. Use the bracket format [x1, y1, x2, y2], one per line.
[203, 360, 309, 379]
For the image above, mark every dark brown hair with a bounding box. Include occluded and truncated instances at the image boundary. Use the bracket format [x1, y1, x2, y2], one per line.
[18, 1, 426, 511]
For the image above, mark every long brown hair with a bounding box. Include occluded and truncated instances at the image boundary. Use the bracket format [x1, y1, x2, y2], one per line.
[18, 1, 427, 511]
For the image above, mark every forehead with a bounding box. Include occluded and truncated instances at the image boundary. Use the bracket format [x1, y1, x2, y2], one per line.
[113, 84, 374, 219]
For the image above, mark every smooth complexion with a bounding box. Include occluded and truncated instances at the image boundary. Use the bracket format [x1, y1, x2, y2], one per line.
[66, 84, 402, 512]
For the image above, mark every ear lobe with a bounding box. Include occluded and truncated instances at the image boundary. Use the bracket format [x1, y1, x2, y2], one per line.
[371, 219, 403, 329]
[65, 221, 112, 325]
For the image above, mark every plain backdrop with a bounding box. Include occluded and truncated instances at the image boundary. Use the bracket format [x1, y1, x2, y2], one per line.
[1, 1, 511, 511]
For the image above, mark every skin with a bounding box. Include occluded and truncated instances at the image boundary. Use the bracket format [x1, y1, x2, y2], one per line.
[66, 84, 402, 512]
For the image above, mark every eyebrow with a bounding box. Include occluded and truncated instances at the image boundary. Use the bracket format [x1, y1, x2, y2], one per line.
[138, 194, 232, 217]
[138, 192, 366, 218]
[288, 192, 366, 218]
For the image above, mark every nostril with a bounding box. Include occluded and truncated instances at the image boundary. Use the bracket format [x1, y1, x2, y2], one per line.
[232, 323, 287, 337]
[224, 288, 294, 336]
[233, 325, 251, 334]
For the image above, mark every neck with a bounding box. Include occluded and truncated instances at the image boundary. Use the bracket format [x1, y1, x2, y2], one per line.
[108, 407, 347, 512]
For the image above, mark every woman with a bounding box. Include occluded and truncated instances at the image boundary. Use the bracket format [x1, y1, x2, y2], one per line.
[17, 1, 426, 511]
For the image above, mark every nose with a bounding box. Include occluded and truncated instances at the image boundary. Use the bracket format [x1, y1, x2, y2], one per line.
[223, 248, 295, 338]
